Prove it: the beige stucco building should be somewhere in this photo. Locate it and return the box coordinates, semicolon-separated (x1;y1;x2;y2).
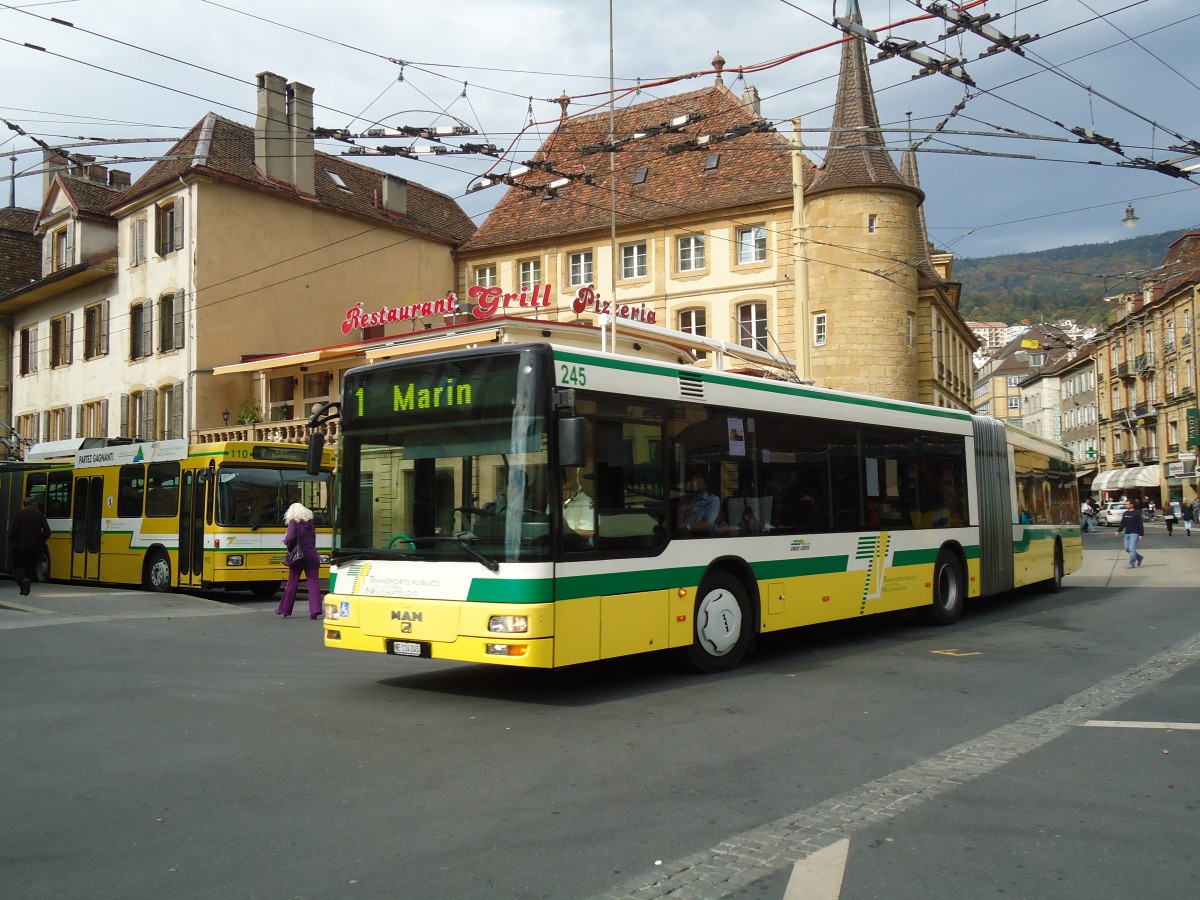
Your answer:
0;73;474;447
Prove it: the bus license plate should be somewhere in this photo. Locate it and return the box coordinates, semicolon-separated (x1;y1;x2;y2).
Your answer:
388;640;424;657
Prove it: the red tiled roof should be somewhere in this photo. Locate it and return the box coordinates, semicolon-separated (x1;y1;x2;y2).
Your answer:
1148;231;1200;301
0;207;41;296
58;174;128;218
117;114;475;246
463;84;808;252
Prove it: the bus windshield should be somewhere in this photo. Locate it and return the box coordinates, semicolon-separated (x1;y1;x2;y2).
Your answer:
217;466;332;528
336;349;550;564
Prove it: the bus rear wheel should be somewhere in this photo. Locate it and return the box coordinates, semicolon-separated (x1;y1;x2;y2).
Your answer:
1045;542;1064;593
250;581;280;599
143;550;172;593
34;549;50;583
922;549;964;626
685;571;751;673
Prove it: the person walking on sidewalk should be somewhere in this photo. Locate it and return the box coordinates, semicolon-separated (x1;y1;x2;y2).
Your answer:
1184;500;1195;536
275;502;323;619
9;496;50;596
1116;500;1145;568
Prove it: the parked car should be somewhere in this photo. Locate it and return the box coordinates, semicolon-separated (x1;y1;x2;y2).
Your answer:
1103;501;1126;526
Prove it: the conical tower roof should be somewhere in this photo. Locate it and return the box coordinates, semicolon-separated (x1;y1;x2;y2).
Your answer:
808;0;921;200
900;145;941;282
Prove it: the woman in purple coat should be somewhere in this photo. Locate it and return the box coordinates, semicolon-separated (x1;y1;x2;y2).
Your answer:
276;502;323;619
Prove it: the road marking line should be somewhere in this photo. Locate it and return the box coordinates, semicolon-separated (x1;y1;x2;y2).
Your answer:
783;838;848;900
594;630;1200;899
931;648;982;656
1084;720;1200;730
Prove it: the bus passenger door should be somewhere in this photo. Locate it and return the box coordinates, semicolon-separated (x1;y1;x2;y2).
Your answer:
71;476;103;581
177;470;206;589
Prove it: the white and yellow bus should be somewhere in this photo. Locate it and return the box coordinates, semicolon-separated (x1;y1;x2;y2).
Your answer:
308;343;1081;671
0;439;333;596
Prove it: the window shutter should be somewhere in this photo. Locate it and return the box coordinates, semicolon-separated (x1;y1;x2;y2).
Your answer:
144;388;158;440
100;399;109;437
64;312;74;365
173;290;185;349
42;243;52;276
100;301;109;355
77;404;85;439
32;412;41;444
64;222;74;267
119;394;129;438
63;408;71;440
30;324;38;373
171;383;184;439
173;197;184;250
135;217;146;265
142;303;153;358
41;412;50;443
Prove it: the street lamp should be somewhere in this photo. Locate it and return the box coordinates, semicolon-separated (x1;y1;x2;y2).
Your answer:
1122;202;1140;229
222;409;230;427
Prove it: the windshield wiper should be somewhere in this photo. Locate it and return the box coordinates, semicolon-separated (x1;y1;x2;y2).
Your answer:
250;504;282;531
416;535;501;572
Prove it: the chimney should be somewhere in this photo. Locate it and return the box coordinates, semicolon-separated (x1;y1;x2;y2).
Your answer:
742;84;761;116
381;174;408;216
255;71;290;185
288;80;315;197
83;163;109;184
108;169;132;189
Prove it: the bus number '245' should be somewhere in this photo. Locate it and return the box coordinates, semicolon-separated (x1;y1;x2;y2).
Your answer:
560;364;587;387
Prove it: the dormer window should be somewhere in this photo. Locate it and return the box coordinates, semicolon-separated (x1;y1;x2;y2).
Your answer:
51;223;73;272
155;198;184;257
327;170;351;192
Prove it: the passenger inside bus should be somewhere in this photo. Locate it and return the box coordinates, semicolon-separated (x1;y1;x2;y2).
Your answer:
676;468;720;536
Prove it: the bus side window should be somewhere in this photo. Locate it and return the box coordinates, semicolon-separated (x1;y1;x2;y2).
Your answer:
46;471;72;518
146;462;181;518
118;464;145;518
24;472;48;512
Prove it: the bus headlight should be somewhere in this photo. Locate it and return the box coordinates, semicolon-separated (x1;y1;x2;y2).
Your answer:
226;555;245;567
488;615;528;633
319;554;331;565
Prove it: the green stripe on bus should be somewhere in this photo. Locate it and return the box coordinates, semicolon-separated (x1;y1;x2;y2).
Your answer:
553;349;973;422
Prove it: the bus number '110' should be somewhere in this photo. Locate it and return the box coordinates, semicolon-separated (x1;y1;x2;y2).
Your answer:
560;364;587;387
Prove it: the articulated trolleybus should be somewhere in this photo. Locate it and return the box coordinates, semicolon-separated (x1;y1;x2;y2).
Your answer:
307;343;1080;672
0;439;334;595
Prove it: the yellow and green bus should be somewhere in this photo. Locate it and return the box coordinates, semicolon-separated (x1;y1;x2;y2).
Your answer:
0;439;333;597
308;343;1080;671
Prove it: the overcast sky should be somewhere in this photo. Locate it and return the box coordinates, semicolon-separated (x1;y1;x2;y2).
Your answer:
2;0;1197;261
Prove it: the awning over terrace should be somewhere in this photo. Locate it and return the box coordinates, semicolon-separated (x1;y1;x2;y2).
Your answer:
1090;465;1161;493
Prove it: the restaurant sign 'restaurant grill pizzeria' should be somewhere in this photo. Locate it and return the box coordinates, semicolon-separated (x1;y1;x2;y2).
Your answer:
340;283;656;335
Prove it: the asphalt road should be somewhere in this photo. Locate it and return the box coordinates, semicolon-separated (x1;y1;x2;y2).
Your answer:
2;525;1197;899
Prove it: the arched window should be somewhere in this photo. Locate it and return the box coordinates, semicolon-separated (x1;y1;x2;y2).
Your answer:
737;302;767;351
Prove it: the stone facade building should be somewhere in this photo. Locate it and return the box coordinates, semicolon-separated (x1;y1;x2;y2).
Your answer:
456;4;977;409
1093;232;1200;503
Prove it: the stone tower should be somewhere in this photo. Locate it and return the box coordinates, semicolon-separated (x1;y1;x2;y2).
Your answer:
805;0;925;399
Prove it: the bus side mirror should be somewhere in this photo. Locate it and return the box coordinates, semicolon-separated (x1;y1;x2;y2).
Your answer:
307;432;326;477
559;417;585;468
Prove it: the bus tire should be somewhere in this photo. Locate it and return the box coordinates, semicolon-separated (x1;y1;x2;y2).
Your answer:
143;549;172;593
250;581;280;599
685;571;751;673
1045;542;1064;594
34;549;50;583
922;548;964;626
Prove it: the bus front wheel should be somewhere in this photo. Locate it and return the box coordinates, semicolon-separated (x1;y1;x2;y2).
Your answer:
143;550;172;593
922;549;964;625
685;571;751;673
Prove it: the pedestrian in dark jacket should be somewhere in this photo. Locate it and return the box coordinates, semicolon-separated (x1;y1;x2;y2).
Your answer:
10;496;51;596
275;502;323;619
1116;500;1145;568
1183;500;1194;536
